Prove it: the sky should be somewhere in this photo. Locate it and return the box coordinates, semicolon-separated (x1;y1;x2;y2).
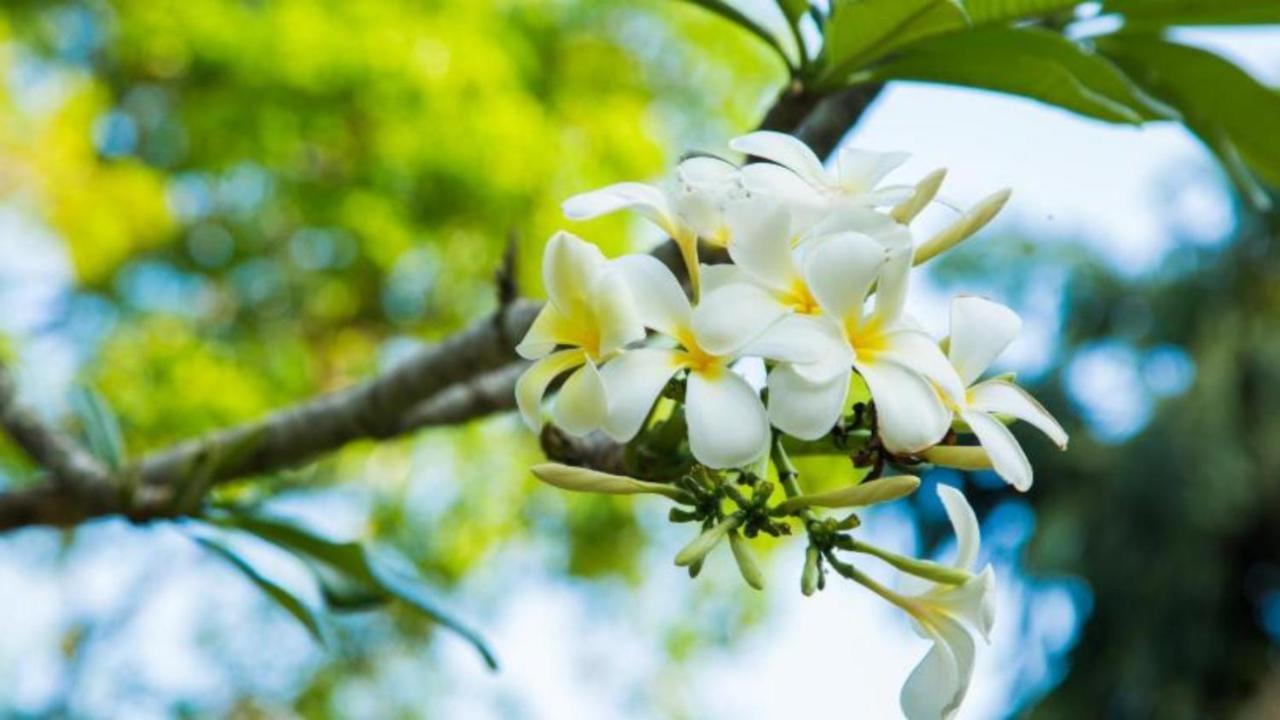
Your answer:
0;20;1278;720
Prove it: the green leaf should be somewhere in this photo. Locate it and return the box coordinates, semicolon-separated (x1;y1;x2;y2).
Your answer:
194;536;329;646
1097;34;1280;206
214;512;499;669
69;386;125;471
1105;0;1280;26
681;0;795;70
867;27;1170;123
821;0;970;83
777;0;811;24
965;0;1082;25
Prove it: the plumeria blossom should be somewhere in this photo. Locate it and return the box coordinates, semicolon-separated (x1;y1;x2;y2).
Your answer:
598;255;826;469
731;130;914;230
532;135;1056;720
893;485;996;720
943;296;1069;490
514;232;644;435
758;230;965;451
561;155;743;294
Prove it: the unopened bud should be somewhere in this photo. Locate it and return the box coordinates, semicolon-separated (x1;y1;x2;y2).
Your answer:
920;446;993;471
729;530;765;591
674;515;741;567
801;545;820;596
914;188;1011;266
531;463;693;503
848;538;971;586
891;168;947;224
773;475;920;514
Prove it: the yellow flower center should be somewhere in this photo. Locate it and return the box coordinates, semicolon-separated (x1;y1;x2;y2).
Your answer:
674;329;724;379
844;315;889;361
778;279;821;315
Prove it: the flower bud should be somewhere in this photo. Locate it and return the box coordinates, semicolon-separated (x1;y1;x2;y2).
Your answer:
773;475;920;514
920;446;993;471
914;188;1011;266
891;168;947;224
801;545;820;597
674;515;741;567
531;463;693;503
848;538;972;586
728;530;765;591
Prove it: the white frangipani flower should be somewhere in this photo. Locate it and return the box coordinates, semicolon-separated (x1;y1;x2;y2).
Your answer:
896;484;996;720
599;255;823;469
762;232;965;451
514;232;644;436
560;155;742;295
944;296;1069;490
730;131;913;229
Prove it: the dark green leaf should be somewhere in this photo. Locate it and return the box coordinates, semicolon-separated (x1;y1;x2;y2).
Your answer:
69;386;125;471
821;0;969;82
1097;34;1280;206
681;0;795;70
194;536;329;646
776;0;810;24
214;512;499;669
965;0;1080;24
867;27;1171;123
1105;0;1280;26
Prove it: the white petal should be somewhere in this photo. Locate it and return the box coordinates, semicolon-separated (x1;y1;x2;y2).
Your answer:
929;566;997;641
600;348;682;441
731;131;830;189
936;483;981;572
672;184;725;240
515;302;576;360
767;364;850;441
741;314;851;382
900;618;962;720
700;263;749;295
561;182;678;236
515;349;585;431
873;244;913;323
724;198;796;289
686;370;770;469
968;379;1068;449
901;614;976;720
551;360;608;436
802;232;887;320
691;283;789;356
678;154;740;188
836;147;910;192
542;231;605;313
963;409;1033;491
589;268;645;355
948;296;1022;386
611;254;692;337
879;329;966;407
802;204;899;241
857;359;950;454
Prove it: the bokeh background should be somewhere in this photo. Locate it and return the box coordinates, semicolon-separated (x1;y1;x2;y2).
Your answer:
1;1;1278;718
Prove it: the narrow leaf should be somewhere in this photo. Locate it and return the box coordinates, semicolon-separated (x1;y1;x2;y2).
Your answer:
213;513;499;669
194;537;328;645
681;0;795;70
867;27;1170;124
1105;0;1280;26
965;0;1080;24
69;386;125;471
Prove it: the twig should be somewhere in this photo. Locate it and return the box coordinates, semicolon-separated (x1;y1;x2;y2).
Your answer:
0;362;108;488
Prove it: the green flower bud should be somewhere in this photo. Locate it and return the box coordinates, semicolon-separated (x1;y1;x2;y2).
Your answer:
847;538;971;586
531;463;693;503
914;188;1011;266
920;446;993;471
801;545;820;597
773;475;920;514
891;168;947;224
674;515;741;567
729;530;765;591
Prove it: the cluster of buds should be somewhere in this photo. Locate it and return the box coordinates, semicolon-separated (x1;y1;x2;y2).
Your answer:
517;131;1068;719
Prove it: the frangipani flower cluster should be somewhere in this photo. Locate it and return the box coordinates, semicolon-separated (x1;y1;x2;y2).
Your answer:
518;131;1068;720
